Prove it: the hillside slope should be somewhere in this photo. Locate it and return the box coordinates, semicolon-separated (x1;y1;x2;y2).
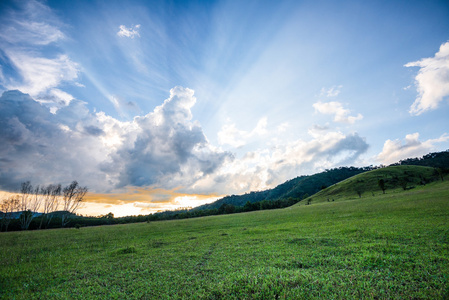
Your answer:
305;165;440;204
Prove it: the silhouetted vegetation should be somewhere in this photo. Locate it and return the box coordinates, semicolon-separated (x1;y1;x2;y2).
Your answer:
0;180;87;232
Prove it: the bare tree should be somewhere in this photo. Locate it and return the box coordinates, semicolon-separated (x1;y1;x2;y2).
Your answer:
1;195;20;232
61;181;88;227
38;184;61;229
18;182;42;230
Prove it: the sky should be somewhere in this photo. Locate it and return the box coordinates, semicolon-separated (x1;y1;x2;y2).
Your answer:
0;0;449;217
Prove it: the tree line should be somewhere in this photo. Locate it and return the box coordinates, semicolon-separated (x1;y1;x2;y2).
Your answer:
0;181;87;232
146;196;303;222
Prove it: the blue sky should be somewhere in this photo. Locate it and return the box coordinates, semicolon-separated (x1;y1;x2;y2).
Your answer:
1;0;449;216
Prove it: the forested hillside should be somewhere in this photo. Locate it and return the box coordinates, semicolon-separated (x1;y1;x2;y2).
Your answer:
193;166;372;211
395;150;449;168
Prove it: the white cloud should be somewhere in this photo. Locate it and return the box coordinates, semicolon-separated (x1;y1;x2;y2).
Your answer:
191;129;368;195
218;117;268;147
313;101;363;124
276;122;289;133
405;41;449;115
377;132;449;165
0;87;370;200
0;87;233;193
106;87;232;190
320;85;343;97
5;52;79;106
117;24;141;38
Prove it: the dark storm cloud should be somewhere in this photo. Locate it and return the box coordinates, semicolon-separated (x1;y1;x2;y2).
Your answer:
325;133;369;164
0;87;232;193
83;125;104;136
107;87;232;188
0;90;107;191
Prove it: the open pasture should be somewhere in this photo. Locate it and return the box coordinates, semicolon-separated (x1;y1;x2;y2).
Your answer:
1;180;448;299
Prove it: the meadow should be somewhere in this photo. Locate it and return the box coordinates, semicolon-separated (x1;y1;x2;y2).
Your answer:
1;171;448;299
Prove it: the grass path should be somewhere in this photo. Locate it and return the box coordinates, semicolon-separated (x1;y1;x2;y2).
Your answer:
1;180;448;299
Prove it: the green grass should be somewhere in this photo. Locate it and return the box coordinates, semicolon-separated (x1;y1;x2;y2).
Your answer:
1;177;449;299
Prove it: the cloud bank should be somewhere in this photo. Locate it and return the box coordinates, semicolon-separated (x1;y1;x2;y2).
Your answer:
0;87;370;199
0;87;231;193
406;41;449;115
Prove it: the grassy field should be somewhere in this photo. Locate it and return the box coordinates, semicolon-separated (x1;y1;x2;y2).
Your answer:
1;169;448;299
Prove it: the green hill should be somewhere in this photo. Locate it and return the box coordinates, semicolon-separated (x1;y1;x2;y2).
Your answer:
307;165;440;204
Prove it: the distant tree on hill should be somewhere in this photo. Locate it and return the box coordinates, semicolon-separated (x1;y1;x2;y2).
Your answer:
378;179;386;194
355;188;363;198
397;150;449;168
400;179;408;191
435;168;444;181
61;181;88;227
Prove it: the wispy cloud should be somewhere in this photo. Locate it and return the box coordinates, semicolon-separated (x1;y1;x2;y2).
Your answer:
0;0;80;110
313;101;363;124
405;41;449;115
320;85;343;97
0;0;65;46
0;20;65;45
117;24;141;38
377;132;449;165
6;52;79;98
